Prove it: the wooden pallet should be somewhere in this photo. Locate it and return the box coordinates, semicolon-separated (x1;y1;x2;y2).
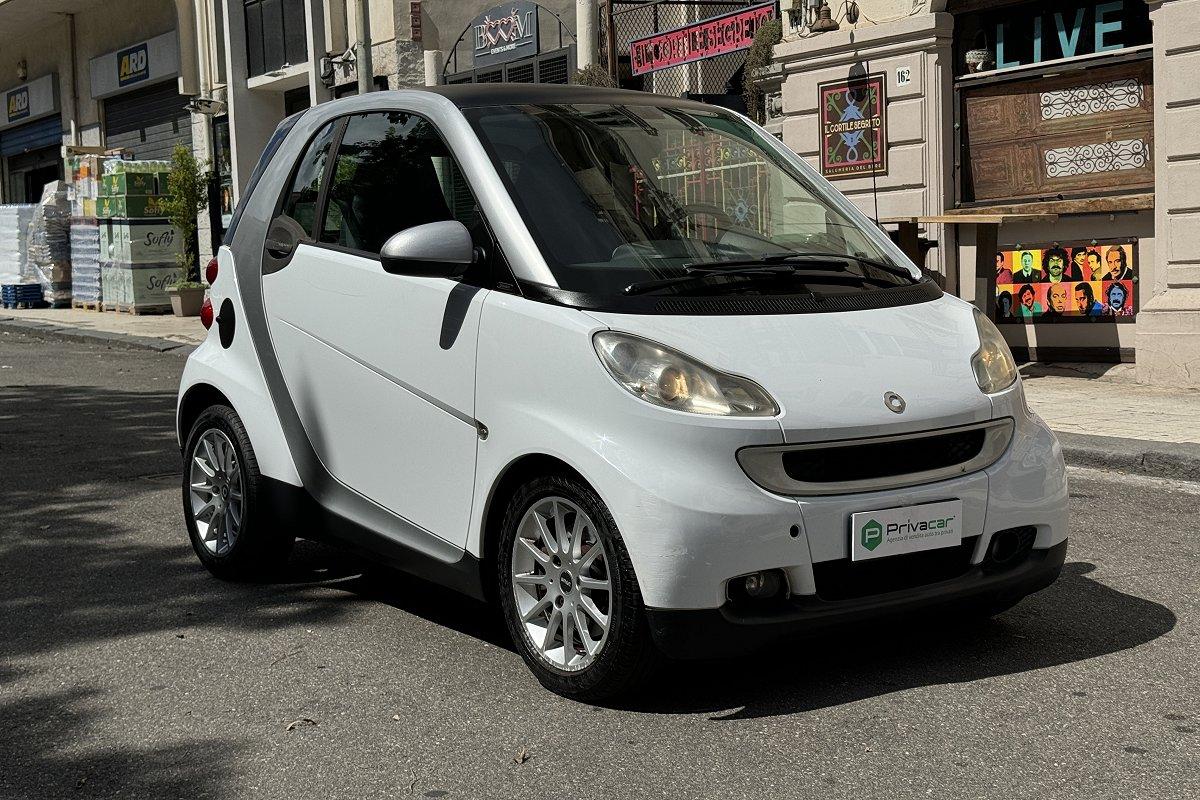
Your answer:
105;302;171;316
72;299;102;311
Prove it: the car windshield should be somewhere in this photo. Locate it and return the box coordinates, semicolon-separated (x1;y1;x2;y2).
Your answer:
464;103;915;299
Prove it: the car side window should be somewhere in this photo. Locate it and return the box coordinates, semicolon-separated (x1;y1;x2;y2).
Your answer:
319;111;485;256
280;121;337;237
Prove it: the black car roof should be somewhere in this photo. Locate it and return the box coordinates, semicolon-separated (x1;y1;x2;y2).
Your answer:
422;83;724;112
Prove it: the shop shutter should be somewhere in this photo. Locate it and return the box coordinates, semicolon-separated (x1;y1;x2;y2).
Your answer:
104;80;193;161
0;115;63;158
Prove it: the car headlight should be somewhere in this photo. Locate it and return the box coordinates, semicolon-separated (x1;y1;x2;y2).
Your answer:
971;309;1017;394
593;331;778;417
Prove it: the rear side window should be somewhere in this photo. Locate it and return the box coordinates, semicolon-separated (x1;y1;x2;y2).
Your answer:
319;111;482;255
223;112;300;245
280;121;337;236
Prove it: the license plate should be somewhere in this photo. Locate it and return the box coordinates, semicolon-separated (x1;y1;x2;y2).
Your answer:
850;500;963;562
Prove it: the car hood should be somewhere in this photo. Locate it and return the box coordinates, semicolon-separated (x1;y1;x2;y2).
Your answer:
584;296;994;443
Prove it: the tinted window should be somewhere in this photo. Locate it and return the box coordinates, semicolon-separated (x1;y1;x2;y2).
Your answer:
223;112;299;245
320;111;483;255
280;120;336;236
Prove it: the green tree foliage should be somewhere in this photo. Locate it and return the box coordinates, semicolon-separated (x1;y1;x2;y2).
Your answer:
744;19;783;124
162;144;209;282
574;63;617;88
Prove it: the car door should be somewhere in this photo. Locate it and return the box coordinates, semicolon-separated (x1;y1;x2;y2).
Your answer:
260;109;491;548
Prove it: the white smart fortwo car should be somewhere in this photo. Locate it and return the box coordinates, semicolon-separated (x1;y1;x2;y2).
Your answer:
177;85;1068;699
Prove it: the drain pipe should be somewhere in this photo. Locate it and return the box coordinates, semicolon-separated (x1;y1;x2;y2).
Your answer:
66;13;80;145
354;0;373;94
194;0;212;103
173;0;200;96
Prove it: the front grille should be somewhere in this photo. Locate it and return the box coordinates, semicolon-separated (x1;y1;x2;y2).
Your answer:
813;537;979;602
783;427;987;484
737;419;1014;496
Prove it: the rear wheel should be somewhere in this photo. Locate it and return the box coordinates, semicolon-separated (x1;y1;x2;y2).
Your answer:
498;475;658;700
182;405;293;580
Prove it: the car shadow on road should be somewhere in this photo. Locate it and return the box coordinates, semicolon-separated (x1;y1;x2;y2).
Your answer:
607;560;1177;719
0;382;367;798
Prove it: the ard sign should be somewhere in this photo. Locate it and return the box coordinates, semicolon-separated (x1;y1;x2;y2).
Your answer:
118;43;150;87
472;2;539;68
6;86;29;123
630;2;776;77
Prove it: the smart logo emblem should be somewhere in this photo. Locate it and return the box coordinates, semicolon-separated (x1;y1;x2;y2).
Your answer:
118;43;150;87
861;519;883;551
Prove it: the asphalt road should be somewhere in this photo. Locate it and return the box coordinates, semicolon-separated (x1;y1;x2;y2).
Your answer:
1;331;1196;800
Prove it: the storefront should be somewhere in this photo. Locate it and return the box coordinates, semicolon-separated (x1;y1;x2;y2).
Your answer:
442;2;577;84
0;74;63;204
91;32;191;161
771;0;1168;364
952;0;1153;361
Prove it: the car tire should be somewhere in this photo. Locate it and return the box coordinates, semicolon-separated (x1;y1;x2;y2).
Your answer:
497;474;659;701
182;405;293;580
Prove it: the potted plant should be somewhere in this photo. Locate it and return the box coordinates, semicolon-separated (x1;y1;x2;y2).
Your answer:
166;279;207;316
162;144;210;317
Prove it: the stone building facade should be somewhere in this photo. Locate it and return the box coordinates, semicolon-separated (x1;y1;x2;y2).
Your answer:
768;0;1200;388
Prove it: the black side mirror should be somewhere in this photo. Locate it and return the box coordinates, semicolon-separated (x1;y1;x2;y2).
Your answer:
380;221;475;277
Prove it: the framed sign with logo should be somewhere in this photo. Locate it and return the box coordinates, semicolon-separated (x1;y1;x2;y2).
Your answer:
88;32;180;100
0;75;59;131
818;73;888;180
6;86;29;123
994;237;1137;324
118;42;150;88
472;2;539;68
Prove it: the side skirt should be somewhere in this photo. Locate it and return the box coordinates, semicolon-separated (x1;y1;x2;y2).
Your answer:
260;477;487;601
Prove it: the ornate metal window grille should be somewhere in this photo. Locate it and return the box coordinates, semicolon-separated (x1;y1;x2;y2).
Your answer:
1044;138;1149;178
1040;78;1143;121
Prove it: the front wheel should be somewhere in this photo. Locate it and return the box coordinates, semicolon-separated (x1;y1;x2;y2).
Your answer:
497;475;659;700
182;404;293;580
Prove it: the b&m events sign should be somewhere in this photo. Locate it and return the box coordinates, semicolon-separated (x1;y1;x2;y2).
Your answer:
630;2;776;77
473;2;539;68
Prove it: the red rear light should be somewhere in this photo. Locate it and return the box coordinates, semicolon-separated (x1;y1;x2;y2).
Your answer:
200;297;214;329
205;257;219;285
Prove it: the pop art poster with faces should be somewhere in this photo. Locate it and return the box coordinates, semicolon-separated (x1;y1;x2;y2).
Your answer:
994;240;1136;323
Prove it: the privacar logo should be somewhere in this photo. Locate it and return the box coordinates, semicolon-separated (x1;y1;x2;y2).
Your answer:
861;518;883;551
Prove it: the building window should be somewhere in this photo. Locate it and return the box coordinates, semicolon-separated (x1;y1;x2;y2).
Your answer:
244;0;308;78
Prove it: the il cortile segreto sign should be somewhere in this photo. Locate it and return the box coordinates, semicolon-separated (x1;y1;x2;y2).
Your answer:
630;2;776;77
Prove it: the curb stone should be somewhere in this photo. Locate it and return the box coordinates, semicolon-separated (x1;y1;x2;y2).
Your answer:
0;318;196;356
1057;431;1200;483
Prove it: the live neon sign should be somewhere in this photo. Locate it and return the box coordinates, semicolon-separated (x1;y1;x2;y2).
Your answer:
630;2;776;77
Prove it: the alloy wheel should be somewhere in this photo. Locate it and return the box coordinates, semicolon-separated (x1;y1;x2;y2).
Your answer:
510;497;612;671
188;429;244;556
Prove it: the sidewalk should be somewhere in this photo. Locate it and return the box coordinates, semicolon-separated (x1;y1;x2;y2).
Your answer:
2;307;1199;479
0;306;205;350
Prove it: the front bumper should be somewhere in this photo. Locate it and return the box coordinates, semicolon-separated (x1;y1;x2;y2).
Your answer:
646;539;1068;659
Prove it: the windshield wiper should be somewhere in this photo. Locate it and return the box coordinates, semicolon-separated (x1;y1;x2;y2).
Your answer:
623;265;807;296
789;251;920;283
622;251;916;296
622;259;904;296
